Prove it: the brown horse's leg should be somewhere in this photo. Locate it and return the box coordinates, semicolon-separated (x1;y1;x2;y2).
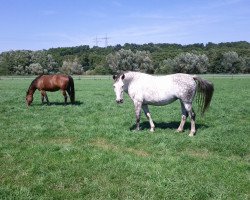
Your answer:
41;92;45;104
45;95;49;104
41;90;49;105
62;90;67;104
41;90;49;104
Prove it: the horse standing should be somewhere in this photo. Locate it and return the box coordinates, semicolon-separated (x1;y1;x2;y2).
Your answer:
113;71;214;136
26;74;75;106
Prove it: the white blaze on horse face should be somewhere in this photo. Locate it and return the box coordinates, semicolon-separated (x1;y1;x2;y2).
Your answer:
113;78;124;104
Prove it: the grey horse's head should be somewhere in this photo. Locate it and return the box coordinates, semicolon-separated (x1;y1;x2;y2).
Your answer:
113;73;125;104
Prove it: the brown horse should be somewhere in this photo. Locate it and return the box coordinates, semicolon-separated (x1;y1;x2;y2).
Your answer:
26;74;75;106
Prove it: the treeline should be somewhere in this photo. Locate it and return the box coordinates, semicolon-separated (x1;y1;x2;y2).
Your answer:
0;41;250;75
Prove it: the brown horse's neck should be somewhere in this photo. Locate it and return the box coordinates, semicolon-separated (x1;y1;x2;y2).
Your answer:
27;85;36;97
28;85;36;95
27;80;38;96
27;75;43;96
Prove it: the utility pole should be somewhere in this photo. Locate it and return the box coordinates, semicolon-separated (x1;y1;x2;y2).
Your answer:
93;36;101;46
93;34;110;47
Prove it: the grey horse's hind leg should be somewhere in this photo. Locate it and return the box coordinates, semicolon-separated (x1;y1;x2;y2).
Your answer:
177;101;188;133
142;104;155;132
183;102;196;136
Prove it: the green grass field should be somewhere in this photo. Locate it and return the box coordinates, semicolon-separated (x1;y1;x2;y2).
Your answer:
0;75;249;199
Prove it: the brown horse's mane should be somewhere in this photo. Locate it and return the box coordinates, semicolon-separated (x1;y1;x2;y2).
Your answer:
27;74;43;94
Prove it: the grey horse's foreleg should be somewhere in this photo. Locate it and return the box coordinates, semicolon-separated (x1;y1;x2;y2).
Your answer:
142;104;155;132
134;101;142;131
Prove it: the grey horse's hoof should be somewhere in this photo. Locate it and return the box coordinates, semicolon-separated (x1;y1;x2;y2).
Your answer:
150;128;155;132
188;131;196;137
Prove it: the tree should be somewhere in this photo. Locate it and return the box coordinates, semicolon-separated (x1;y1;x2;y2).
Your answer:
134;50;154;73
155;58;175;74
173;53;209;74
242;57;250;73
221;51;245;74
0;52;10;75
46;54;59;74
93;65;111;75
9;50;31;74
13;65;25;75
26;63;43;75
59;58;83;75
106;49;153;73
1;41;250;75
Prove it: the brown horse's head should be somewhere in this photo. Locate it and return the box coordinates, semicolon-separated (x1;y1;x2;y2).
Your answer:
26;92;33;106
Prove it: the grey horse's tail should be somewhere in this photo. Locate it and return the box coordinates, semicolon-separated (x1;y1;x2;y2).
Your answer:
193;76;214;115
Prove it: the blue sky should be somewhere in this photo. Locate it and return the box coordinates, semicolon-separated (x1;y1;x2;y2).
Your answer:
0;0;249;52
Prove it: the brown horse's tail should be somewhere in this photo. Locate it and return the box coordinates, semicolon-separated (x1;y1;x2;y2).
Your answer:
67;75;75;103
193;76;214;116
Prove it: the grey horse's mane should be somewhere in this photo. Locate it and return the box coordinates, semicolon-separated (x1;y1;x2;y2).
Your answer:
113;71;127;81
113;71;141;82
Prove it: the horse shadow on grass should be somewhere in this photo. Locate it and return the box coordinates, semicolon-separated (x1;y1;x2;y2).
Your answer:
129;121;208;131
42;101;83;106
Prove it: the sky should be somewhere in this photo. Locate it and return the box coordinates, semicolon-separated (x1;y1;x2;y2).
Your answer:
0;0;249;52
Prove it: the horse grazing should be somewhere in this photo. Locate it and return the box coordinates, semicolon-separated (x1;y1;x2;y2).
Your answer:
26;74;75;106
113;71;214;136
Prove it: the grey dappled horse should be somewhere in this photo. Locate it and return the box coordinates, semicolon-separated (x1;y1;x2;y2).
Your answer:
113;71;214;136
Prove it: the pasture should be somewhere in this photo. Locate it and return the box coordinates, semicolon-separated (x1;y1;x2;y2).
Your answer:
0;75;249;199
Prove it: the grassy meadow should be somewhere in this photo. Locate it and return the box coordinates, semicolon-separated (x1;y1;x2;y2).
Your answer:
0;75;249;199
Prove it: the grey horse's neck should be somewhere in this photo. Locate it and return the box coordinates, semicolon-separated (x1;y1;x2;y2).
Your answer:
124;71;142;81
123;71;140;91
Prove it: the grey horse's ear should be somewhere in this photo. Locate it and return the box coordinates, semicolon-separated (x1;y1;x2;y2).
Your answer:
121;74;125;80
113;75;117;80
